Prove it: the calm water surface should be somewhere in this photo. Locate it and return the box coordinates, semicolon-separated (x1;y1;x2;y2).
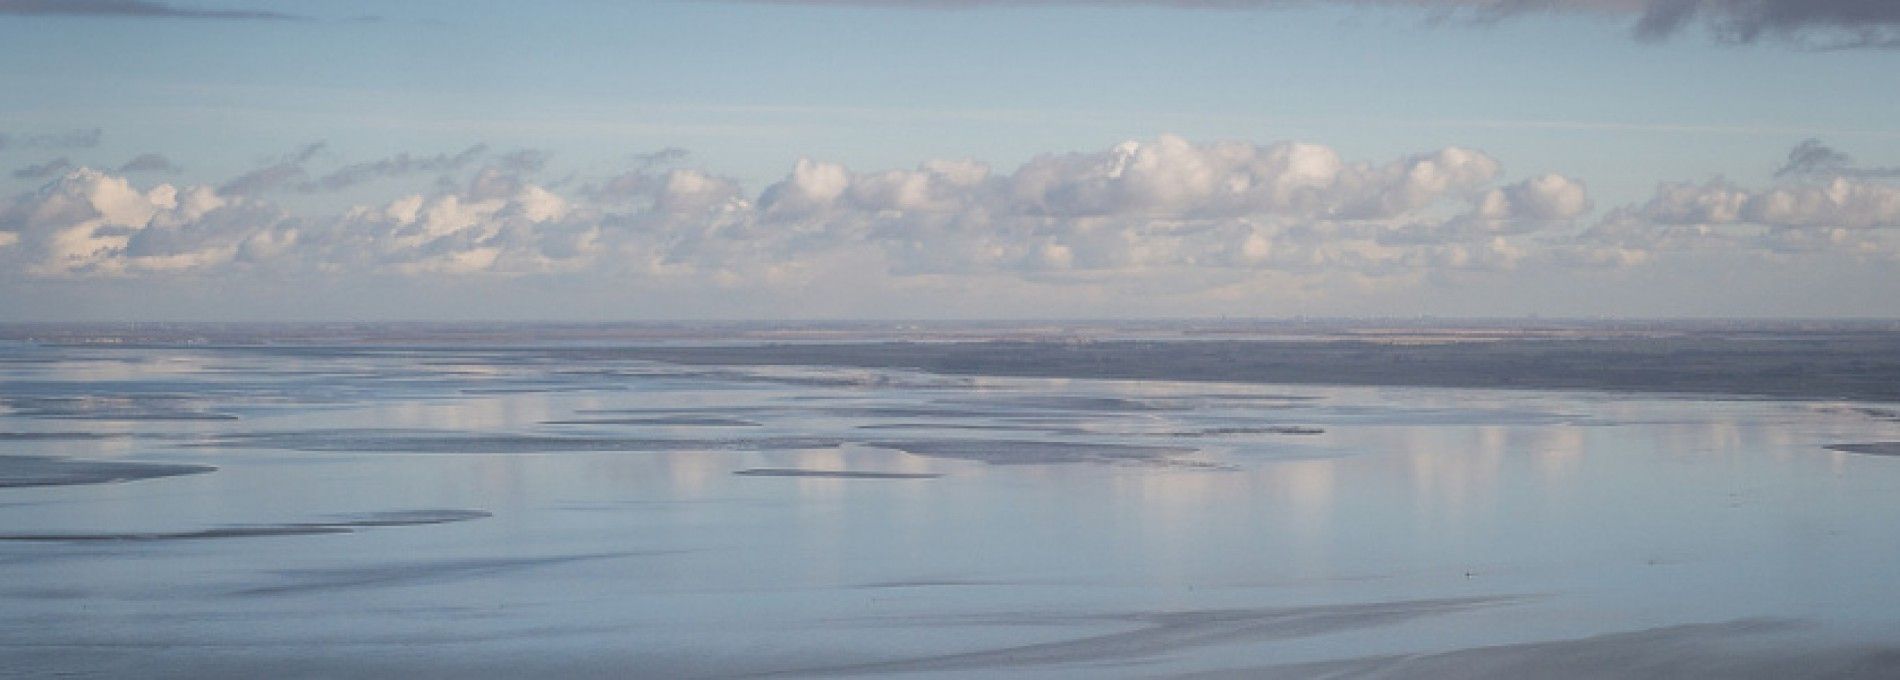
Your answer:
3;342;1899;678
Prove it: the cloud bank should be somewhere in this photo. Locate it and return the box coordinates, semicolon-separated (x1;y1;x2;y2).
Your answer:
1776;139;1900;179
12;157;74;180
0;128;103;152
1575;173;1900;261
0;136;1892;302
732;0;1900;48
117;153;181;174
215;143;501;195
9;1;1892;48
0;0;301;20
8;1;1894;48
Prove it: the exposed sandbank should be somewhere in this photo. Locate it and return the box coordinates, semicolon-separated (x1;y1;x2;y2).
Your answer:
0;509;491;542
0;455;215;489
1181;619;1900;680
866;439;1201;466
733;468;942;479
1826;442;1900;457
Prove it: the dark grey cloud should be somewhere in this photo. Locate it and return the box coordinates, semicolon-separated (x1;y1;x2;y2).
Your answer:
0;128;102;152
496;149;551;175
1774;139;1900;179
730;0;1900;48
218;141;325;196
633;147;689;170
587;148;692;201
299;144;488;192
1628;0;1900;47
118;152;182;174
221;143;524;195
0;0;302;20
12;157;74;180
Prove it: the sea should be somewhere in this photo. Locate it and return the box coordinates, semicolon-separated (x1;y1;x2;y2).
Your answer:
2;323;1898;678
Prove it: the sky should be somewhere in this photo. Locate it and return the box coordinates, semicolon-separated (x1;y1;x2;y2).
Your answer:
1;0;1898;320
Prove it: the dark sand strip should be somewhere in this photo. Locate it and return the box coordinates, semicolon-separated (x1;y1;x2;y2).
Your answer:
543;416;762;427
0;526;351;542
734;468;941;479
1175;426;1326;437
755;596;1512;676
1826;442;1900;457
572;406;776;415
850;578;1015;589
308;509;492;526
24;412;239;421
238;552;649;596
867;439;1198;466
1178;619;1900;680
0;509;491;542
3;398;238;421
0;432;133;441
855;422;1094;436
196;429;845;454
934;395;1188;413
0;455;215;489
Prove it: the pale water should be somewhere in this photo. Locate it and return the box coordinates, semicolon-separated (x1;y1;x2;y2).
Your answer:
3;339;1899;678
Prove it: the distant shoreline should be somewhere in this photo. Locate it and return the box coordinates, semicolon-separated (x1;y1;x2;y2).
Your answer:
6;323;1898;403
603;335;1900;403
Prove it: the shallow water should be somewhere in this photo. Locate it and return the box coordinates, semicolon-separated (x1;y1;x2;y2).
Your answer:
2;340;1900;678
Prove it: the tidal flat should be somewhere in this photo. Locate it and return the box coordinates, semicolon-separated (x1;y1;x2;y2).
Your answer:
2;322;1899;678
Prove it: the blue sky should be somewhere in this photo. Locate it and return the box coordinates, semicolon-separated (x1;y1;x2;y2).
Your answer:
2;0;1898;319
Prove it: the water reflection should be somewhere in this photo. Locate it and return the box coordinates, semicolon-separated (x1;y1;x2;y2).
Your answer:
2;344;1900;677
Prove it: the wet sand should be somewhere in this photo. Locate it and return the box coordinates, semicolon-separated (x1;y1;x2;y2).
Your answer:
1827;442;1900;457
1184;620;1900;680
733;468;942;479
543;416;764;427
193;430;849;454
865;439;1202;465
0;509;490;542
756;597;1516;676
237;552;646;597
0;455;215;488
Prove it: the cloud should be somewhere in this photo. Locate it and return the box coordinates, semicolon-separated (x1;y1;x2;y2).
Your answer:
1635;178;1751;224
117;153;182;174
496;149;552;175
729;0;1900;48
12;157;75;180
218;141;325;196
589;148;708;203
11;135;1900;298
504;135;1555;280
1475;173;1592;223
1629;176;1900;231
1775;139;1900;179
4;136;1574;285
632;147;689;170
0;128;102;152
1748;179;1900;230
1622;0;1900;47
218;144;534;196
0;168;295;276
0;0;302;20
317;173;591;276
1566;154;1900;264
299;144;488;192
